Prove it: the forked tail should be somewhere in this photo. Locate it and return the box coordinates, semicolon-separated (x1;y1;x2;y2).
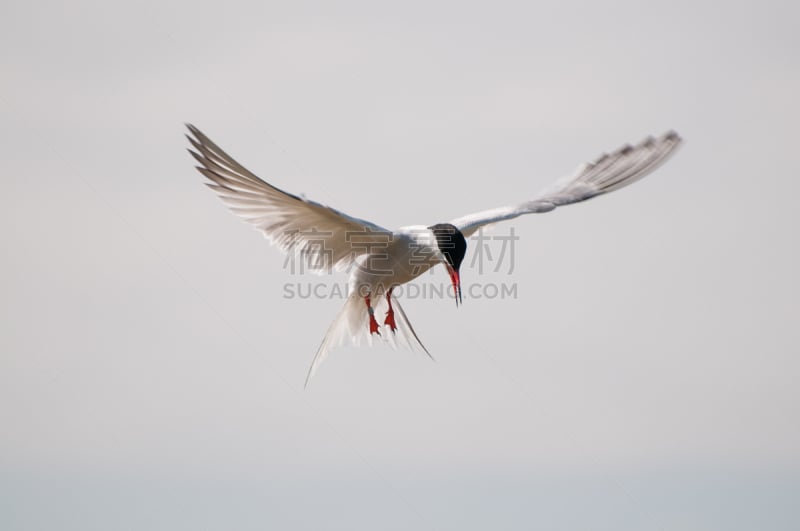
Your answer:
304;292;432;387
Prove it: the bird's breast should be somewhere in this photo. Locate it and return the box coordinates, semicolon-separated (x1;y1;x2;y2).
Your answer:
348;228;442;292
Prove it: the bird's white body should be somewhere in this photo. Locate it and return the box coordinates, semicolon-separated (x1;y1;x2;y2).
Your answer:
186;125;682;384
347;226;441;297
308;226;445;384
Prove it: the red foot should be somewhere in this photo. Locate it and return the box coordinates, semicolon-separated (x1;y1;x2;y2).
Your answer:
384;288;397;333
369;314;381;335
365;294;380;335
384;309;397;333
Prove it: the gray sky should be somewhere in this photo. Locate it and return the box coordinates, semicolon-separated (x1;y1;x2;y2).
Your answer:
2;0;799;529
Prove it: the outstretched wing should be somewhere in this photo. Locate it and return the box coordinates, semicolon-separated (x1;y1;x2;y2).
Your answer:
450;131;682;237
187;124;391;272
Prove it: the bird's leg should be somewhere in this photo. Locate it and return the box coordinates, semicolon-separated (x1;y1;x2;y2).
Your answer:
384;288;397;333
365;294;380;335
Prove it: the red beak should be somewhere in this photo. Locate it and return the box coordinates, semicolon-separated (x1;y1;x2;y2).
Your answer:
447;265;462;307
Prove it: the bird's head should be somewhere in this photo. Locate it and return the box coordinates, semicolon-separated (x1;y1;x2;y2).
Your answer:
429;223;467;306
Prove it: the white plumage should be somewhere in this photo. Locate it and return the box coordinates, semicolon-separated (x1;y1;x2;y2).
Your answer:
186;125;682;385
450;131;682;237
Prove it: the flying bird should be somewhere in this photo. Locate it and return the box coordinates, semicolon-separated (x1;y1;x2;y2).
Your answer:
186;125;682;384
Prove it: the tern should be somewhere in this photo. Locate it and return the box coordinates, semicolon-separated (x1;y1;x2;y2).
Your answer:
186;125;682;384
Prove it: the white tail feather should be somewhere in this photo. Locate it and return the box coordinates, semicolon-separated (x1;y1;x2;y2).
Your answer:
304;293;432;387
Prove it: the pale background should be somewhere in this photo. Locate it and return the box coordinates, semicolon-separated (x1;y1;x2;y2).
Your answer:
2;1;798;529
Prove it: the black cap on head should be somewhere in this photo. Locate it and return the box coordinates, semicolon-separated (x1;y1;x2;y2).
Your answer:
429;223;467;270
429;223;467;305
